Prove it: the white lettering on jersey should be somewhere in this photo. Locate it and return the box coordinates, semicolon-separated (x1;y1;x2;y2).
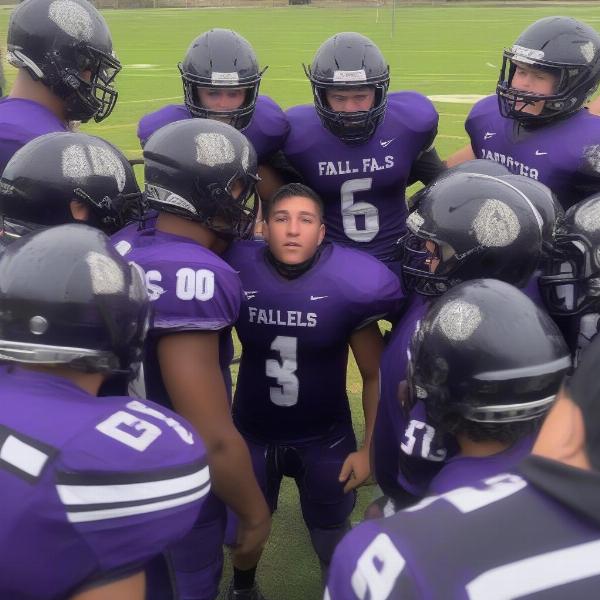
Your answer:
126;400;195;445
479;149;540;180
266;335;299;407
351;533;406;600
317;156;394;177
248;306;317;327
467;539;600;600
96;411;162;452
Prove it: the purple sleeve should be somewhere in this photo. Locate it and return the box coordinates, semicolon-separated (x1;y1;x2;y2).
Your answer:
58;397;210;579
244;95;290;161
465;95;496;151
149;259;242;332
326;521;420;600
137;104;192;148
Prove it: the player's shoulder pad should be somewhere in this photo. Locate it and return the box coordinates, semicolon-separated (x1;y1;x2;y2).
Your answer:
386;91;439;134
224;239;265;270
328;244;404;300
55;395;209;524
252;95;290;136
466;94;497;123
137;104;190;146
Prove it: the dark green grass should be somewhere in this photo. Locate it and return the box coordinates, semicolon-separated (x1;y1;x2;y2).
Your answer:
0;4;598;598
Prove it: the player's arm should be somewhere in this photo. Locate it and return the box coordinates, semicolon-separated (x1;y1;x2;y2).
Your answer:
70;572;145;600
339;322;385;493
407;146;446;186
445;144;476;167
158;331;271;569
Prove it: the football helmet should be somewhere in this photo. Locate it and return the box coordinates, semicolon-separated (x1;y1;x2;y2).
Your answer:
0;132;142;240
143;119;259;239
304;32;389;144
7;0;121;123
539;193;600;315
408;159;510;212
401;173;542;295
499;174;563;256
0;224;149;375
497;16;600;125
179;29;265;131
408;278;570;425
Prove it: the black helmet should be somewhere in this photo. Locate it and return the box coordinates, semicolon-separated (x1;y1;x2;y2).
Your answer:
143;119;259;239
408;159;511;212
304;32;389;144
408;279;571;426
539;193;600;315
0;132;142;240
499;174;564;256
497;16;600;126
401;173;542;295
7;0;121;123
0;224;149;376
178;29;265;131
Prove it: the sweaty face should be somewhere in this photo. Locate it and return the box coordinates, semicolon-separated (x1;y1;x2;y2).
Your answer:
196;87;248;115
263;195;325;265
510;62;558;115
325;87;376;113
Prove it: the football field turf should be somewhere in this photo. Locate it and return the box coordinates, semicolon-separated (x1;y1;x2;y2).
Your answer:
1;3;598;598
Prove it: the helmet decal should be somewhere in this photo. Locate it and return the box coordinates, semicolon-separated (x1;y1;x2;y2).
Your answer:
472;199;520;247
48;0;93;41
436;299;482;342
194;133;236;167
62;144;126;193
574;200;600;233
85;251;125;295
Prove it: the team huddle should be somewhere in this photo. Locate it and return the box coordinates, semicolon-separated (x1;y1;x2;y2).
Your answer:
1;0;600;598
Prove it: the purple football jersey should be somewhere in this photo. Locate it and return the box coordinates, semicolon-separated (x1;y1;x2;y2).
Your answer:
327;465;600;600
283;92;438;261
428;434;534;495
112;223;243;405
137;95;289;161
226;241;405;443
0;97;67;173
0;366;209;600
466;95;600;209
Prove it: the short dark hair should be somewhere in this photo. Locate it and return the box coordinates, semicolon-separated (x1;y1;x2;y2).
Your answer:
263;182;324;221
440;412;542;447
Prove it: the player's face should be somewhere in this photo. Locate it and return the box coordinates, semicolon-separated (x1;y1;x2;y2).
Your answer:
196;87;247;113
511;62;558;115
325;87;376;113
425;240;440;273
263;195;325;264
532;387;591;470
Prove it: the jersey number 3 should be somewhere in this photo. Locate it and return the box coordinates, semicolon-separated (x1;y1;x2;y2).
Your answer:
266;335;299;407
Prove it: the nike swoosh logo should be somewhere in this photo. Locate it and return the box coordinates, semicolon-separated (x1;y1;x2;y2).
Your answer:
484;132;496;140
535;150;548;156
380;138;396;148
310;295;328;301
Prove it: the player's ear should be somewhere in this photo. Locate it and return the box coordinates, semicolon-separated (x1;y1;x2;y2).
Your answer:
317;222;325;245
70;200;90;222
261;219;270;243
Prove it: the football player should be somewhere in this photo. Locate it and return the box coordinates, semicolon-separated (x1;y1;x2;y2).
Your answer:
225;183;404;579
447;16;600;210
0;224;211;600
137;28;289;203
112;119;270;600
0;0;121;172
540;192;600;364
326;281;600;600
0;131;142;248
282;32;443;270
372;173;546;509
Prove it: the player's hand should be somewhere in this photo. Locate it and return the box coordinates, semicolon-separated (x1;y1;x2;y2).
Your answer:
339;447;371;494
232;505;272;570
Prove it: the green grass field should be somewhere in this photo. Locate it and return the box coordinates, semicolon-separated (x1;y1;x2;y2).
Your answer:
1;3;599;598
